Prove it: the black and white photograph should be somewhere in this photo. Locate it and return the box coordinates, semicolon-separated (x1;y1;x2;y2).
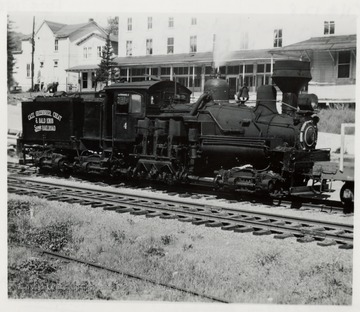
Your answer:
3;0;359;311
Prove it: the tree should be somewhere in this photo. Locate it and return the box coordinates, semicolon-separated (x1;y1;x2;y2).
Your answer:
106;16;118;36
95;34;117;89
7;16;17;90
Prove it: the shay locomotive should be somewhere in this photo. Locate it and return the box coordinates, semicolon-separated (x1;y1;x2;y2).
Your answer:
19;60;333;199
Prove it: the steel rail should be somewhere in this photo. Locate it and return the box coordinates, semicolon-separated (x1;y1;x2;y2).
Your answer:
8;177;353;248
10;244;230;303
7;161;346;214
7;176;352;229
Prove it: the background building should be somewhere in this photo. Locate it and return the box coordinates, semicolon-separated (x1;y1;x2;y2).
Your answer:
116;13;356;102
13;19;118;92
12;13;356;105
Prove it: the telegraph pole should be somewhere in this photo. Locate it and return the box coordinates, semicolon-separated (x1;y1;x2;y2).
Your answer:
31;16;35;91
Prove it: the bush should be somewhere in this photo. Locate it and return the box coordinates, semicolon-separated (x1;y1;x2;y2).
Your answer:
317;108;355;134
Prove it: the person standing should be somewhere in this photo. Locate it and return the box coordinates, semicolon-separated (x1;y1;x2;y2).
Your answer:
236;83;249;105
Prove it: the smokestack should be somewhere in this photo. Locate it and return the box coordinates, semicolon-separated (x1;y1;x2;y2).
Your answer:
272;60;312;116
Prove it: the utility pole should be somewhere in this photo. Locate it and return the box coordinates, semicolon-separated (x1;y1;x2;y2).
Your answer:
31;16;35;91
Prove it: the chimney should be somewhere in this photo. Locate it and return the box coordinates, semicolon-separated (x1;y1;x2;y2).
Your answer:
272;60;312;116
89;18;94;22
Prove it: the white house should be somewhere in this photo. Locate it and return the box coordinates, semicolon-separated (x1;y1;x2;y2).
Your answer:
13;19;118;92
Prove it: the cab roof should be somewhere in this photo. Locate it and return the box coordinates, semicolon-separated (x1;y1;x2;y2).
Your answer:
104;80;192;95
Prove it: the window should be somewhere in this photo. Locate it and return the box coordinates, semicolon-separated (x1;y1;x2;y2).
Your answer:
26;64;31;77
161;67;171;75
97;46;102;57
83;47;88;58
127;18;132;31
324;21;335;35
273;29;282;47
88;47;92;58
338;51;351;78
148;17;152;29
227;66;240;75
54;60;58;68
126;41;132;56
82;72;88;89
190;36;197;53
54;39;58;51
167;37;174;54
40;61;44;68
191;17;197;25
168;17;174;28
129;94;142;113
245;64;253;73
173;67;188;75
257;64;271;73
149;68;158;76
115;93;143;114
132;68;146;76
146;39;153;55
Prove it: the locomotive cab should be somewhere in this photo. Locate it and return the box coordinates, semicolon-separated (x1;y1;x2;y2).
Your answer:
102;81;191;149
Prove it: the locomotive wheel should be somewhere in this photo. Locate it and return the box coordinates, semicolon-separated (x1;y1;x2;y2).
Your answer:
340;182;354;214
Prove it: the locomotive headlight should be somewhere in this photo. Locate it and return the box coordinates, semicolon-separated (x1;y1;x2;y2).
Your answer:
299;121;317;149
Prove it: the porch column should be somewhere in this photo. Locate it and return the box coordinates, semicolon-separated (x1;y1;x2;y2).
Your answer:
78;72;82;92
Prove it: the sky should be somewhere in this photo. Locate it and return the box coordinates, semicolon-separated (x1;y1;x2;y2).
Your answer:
5;0;360;35
9;12;114;35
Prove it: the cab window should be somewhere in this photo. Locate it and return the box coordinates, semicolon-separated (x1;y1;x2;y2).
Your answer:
129;94;142;113
115;93;143;114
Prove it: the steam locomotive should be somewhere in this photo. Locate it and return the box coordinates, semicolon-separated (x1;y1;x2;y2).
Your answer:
19;60;331;198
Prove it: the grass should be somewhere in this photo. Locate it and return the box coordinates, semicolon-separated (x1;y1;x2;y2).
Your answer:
7;194;353;304
317;108;355;134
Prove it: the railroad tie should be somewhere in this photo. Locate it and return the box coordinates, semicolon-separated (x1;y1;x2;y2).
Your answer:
234;226;254;233
273;233;294;239
130;209;148;216
221;224;240;231
339;244;353;250
159;214;178;219
317;239;337;247
253;229;272;236
104;205;129;211
178;216;196;222
297;235;316;243
145;211;163;218
205;221;224;228
192;219;211;225
115;207;134;213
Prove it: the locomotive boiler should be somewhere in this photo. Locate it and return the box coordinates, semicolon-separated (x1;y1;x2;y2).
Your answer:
19;60;330;197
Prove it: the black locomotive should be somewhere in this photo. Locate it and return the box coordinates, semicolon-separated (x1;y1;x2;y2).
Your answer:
19;60;331;197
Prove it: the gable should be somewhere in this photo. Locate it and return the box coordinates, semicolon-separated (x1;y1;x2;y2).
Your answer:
76;33;107;46
68;22;107;42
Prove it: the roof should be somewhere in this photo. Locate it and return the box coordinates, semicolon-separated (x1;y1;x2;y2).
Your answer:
114;49;280;67
37;20;108;39
66;64;99;72
55;22;89;38
45;20;66;33
270;34;356;54
76;33;118;45
105;80;192;94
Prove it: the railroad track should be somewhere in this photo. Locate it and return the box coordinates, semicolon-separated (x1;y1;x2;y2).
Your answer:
8;175;353;249
7;161;347;214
